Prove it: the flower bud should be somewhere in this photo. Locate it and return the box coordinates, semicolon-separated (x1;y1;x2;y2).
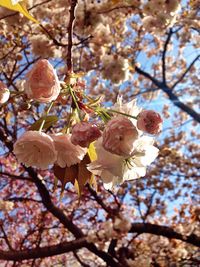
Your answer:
137;110;162;135
0;81;10;104
24;59;60;103
71;122;101;148
102;117;138;157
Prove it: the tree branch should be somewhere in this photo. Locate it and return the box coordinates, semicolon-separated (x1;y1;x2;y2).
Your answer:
0;171;33;183
25;167;83;239
87;185;118;215
135;66;200;123
26;168;122;266
0;127;123;267
0;222;199;262
162;29;173;85
130;223;200;247
0;225;13;251
66;0;78;73
0;237;87;261
172;55;200;89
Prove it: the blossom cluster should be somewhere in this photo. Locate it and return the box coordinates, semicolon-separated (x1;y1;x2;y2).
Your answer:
142;0;180;33
0;81;10;104
11;59;162;190
87;214;132;243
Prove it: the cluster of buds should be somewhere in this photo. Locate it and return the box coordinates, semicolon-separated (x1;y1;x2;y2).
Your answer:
8;59;163;190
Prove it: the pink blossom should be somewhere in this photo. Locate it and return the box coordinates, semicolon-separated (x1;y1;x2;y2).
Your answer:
137;110;163;135
13;131;57;169
0;81;10;104
24;59;60;103
71;122;101;147
51;133;87;168
102;117;138;157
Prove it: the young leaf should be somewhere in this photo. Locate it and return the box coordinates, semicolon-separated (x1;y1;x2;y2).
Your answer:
77;154;92;195
29;115;58;131
0;0;39;23
54;144;97;198
87;142;97;161
53;164;78;195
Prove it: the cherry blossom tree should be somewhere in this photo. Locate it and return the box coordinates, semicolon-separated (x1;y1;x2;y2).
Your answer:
0;0;199;266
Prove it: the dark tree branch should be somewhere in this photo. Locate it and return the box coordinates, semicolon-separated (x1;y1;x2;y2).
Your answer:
66;0;78;73
87;184;118;215
13;58;40;82
162;29;173;85
0;225;13;251
0;171;33;183
1;222;199;261
0;237;87;261
39;24;68;47
108;239;117;257
0;126;13;151
130;223;200;247
6;197;42;203
135;66;160;86
0;238;123;267
73;251;91;267
26;168;122;267
0;128;123;267
135;66;200;123
25;167;83;239
172;55;200;89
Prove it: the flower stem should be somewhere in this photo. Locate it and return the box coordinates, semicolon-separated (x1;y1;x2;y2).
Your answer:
38;101;54;132
108;109;137;120
68;85;81;120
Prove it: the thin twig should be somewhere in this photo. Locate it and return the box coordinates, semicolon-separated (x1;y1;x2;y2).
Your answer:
66;0;78;73
172;55;200;89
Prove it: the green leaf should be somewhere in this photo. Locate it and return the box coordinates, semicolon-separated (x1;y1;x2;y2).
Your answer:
29;115;58;131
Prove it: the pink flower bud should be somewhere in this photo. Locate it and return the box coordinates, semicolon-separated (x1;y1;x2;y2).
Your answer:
24;59;60;103
0;81;10;104
71;122;101;148
137;110;163;135
102;117;138;157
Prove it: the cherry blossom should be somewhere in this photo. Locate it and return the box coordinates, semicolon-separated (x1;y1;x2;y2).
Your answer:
52;133;87;168
13;131;57;170
88;136;159;190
